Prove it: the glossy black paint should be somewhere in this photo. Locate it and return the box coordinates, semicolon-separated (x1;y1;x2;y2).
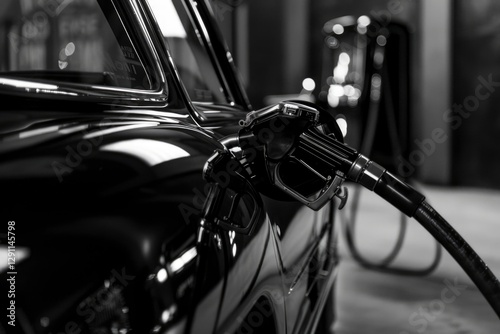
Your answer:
0;1;338;334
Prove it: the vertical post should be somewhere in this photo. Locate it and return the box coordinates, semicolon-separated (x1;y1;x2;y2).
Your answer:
235;2;249;88
283;0;309;93
416;0;452;184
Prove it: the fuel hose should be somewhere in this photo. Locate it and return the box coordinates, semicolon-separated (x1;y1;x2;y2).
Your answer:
350;159;500;318
414;200;500;318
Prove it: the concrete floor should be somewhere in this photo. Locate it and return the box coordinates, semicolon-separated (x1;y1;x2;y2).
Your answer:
333;184;500;334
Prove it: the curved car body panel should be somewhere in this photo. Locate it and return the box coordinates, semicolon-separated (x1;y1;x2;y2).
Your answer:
0;1;338;334
1;111;226;332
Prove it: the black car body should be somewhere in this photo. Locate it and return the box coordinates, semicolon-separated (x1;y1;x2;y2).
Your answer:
0;1;338;333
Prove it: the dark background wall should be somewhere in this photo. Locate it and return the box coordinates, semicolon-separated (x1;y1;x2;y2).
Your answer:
452;1;500;189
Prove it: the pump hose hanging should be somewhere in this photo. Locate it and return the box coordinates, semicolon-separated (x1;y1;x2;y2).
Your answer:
341;188;442;275
339;46;442;275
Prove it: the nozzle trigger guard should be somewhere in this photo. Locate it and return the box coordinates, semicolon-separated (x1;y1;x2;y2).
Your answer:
271;160;346;210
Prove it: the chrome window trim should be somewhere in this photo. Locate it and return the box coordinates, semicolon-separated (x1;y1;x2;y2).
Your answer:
185;0;236;105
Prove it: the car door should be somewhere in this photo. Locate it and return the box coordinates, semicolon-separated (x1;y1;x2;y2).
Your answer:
144;1;337;333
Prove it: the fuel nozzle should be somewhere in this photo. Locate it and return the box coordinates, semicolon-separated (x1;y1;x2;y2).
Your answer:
237;101;425;215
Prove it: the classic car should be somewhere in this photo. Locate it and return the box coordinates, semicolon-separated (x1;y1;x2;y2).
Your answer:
0;1;338;334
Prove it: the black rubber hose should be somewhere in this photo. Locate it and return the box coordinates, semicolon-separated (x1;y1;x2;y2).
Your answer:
414;201;500;319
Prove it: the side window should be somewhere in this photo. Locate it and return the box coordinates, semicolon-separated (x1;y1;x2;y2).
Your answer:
0;0;152;89
147;0;227;103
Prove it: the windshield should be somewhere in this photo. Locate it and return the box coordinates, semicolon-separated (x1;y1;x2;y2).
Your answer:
0;0;153;90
